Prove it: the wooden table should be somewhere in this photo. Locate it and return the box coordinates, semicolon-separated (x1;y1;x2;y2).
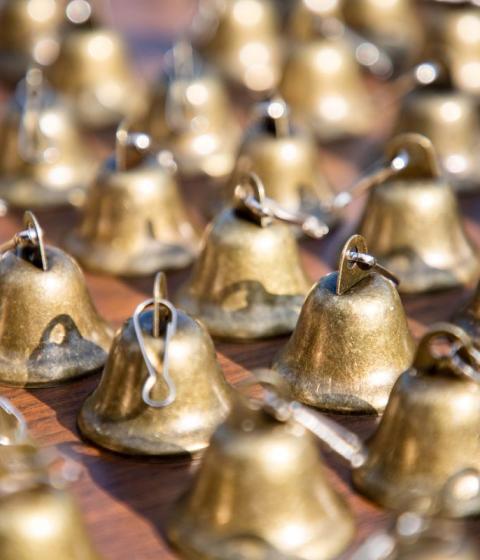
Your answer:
2;2;480;558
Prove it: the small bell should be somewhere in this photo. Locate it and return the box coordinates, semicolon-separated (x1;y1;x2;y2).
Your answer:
273;234;415;414
192;0;283;95
79;273;232;455
0;68;97;209
0;211;112;387
176;173;328;340
280;36;375;141
0;398;101;560
230;97;337;228
358;133;479;293
0;0;62;84
167;382;355;560
146;42;241;180
46;0;146;128
65;122;197;276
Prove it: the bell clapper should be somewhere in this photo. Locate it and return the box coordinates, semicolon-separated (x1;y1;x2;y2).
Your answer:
0;211;47;271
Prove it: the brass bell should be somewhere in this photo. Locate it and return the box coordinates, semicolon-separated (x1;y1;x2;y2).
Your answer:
79;273;232;455
146;42;241;180
65;122;198;276
230;97;337;228
193;0;283;95
0;397;101;560
167;384;355;559
273;234;415;414
0;68;97;209
280;36;375;141
176;173;328;340
358;133;479;294
0;0;63;84
0;211;112;387
46;0;146;128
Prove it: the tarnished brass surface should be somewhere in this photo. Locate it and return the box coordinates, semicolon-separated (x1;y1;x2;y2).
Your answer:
273;235;414;414
176;175;314;340
167;396;354;559
0;213;112;387
353;324;480;515
193;0;282;95
358;134;479;293
79;278;232;455
280;37;375;142
65;139;198;276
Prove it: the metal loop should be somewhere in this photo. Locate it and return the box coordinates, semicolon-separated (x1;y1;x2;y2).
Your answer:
133;298;178;409
347;251;399;286
0;397;28;446
0;211;47;271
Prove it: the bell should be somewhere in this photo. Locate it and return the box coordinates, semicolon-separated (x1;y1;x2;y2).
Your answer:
0;211;112;387
280;36;375;142
65;123;198;276
395;66;480;194
0;398;101;560
46;0;146;128
230;97;338;228
288;0;342;41
273;234;415;414
358;133;479;294
146;42;241;180
0;68;97;209
0;0;62;84
192;0;283;95
176;173;328;341
167;387;355;560
78;273;232;455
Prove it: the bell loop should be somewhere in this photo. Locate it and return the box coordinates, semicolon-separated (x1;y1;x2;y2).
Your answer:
264;97;291;138
346;251;400;287
115;120;153;172
133;297;178;409
0;211;48;271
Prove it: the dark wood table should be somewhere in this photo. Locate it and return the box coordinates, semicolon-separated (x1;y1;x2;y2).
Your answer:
2;2;480;558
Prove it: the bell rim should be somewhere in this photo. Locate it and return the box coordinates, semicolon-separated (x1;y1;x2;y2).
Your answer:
0;179;89;209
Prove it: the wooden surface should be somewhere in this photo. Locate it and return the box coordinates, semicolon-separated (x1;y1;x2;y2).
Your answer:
2;2;480;559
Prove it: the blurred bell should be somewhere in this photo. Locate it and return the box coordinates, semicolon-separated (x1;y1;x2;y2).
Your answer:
65;122;197;276
0;68;97;209
280;36;375;141
274;234;414;414
192;0;282;96
0;0;62;84
79;273;232;455
0;211;112;387
358;133;479;293
167;388;354;559
47;0;146;128
176;173;328;340
288;0;342;41
230;97;337;229
146;42;241;180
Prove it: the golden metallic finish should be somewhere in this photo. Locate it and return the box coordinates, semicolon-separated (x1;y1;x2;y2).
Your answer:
288;0;342;41
358;133;479;294
65;126;197;276
280;37;375;142
193;0;283;95
176;174;317;341
0;211;112;387
0;69;97;209
230;97;338;228
167;394;354;560
273;234;414;414
79;273;232;455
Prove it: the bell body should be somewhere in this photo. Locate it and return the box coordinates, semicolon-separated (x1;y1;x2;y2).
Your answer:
176;208;312;340
0;102;97;209
280;38;375;142
47;27;146;128
0;484;101;560
196;0;282;95
167;402;354;559
0;246;112;387
65;157;197;276
274;271;415;414
358;178;479;293
79;309;232;455
396;91;480;193
148;75;241;179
